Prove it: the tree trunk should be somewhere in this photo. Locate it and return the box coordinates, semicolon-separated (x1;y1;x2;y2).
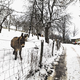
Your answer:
16;25;18;31
29;28;30;37
16;27;17;31
63;33;65;43
36;29;39;39
8;25;10;31
32;26;33;37
62;20;65;43
62;25;65;43
0;25;2;33
0;29;2;33
39;40;44;68
45;27;49;43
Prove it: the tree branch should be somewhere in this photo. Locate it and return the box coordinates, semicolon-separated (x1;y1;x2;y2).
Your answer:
35;0;42;12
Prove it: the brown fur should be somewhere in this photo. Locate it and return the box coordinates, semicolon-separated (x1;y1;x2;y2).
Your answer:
24;34;29;41
11;33;25;60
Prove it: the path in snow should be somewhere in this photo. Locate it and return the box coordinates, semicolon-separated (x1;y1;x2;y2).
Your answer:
63;44;80;80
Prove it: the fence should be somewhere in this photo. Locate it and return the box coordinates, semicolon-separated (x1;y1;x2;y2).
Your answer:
0;47;40;79
0;39;61;80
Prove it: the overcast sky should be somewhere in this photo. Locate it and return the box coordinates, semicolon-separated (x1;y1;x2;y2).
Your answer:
10;0;29;12
66;0;80;37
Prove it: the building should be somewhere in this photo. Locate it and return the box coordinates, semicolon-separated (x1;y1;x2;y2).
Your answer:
71;35;80;45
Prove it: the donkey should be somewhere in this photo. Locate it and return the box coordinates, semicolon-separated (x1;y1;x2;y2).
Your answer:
11;33;25;60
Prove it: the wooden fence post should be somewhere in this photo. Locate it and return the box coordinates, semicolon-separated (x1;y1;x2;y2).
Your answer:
52;40;54;56
39;40;44;68
56;39;58;50
57;39;61;50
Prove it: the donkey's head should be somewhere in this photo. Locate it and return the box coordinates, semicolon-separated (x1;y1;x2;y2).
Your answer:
18;33;25;47
24;33;29;41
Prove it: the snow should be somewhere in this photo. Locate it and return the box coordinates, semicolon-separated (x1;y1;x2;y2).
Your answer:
0;28;58;80
0;28;80;80
62;44;80;80
70;34;80;39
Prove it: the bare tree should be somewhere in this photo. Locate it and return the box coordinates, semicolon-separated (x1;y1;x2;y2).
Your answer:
55;14;72;43
73;24;78;37
0;0;13;33
24;0;77;42
26;0;44;39
36;0;77;43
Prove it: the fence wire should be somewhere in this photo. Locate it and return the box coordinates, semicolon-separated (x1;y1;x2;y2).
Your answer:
0;39;61;80
0;47;41;80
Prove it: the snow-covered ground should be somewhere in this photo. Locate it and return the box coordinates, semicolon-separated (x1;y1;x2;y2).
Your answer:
0;28;80;80
63;44;80;80
0;28;62;80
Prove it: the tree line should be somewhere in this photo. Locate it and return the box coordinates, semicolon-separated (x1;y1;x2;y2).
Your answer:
0;0;78;43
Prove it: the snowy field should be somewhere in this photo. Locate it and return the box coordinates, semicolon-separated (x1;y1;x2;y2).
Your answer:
0;28;80;80
0;28;63;80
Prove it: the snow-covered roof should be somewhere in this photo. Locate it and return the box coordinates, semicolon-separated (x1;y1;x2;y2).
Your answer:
70;34;80;39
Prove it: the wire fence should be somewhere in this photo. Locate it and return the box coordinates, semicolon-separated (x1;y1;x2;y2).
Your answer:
0;47;41;80
0;41;41;80
0;39;61;80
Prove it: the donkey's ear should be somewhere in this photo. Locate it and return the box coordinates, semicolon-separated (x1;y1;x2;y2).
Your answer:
21;33;23;37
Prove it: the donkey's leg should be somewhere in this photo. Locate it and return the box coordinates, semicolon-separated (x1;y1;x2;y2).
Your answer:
13;50;15;55
15;51;17;60
19;49;22;60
